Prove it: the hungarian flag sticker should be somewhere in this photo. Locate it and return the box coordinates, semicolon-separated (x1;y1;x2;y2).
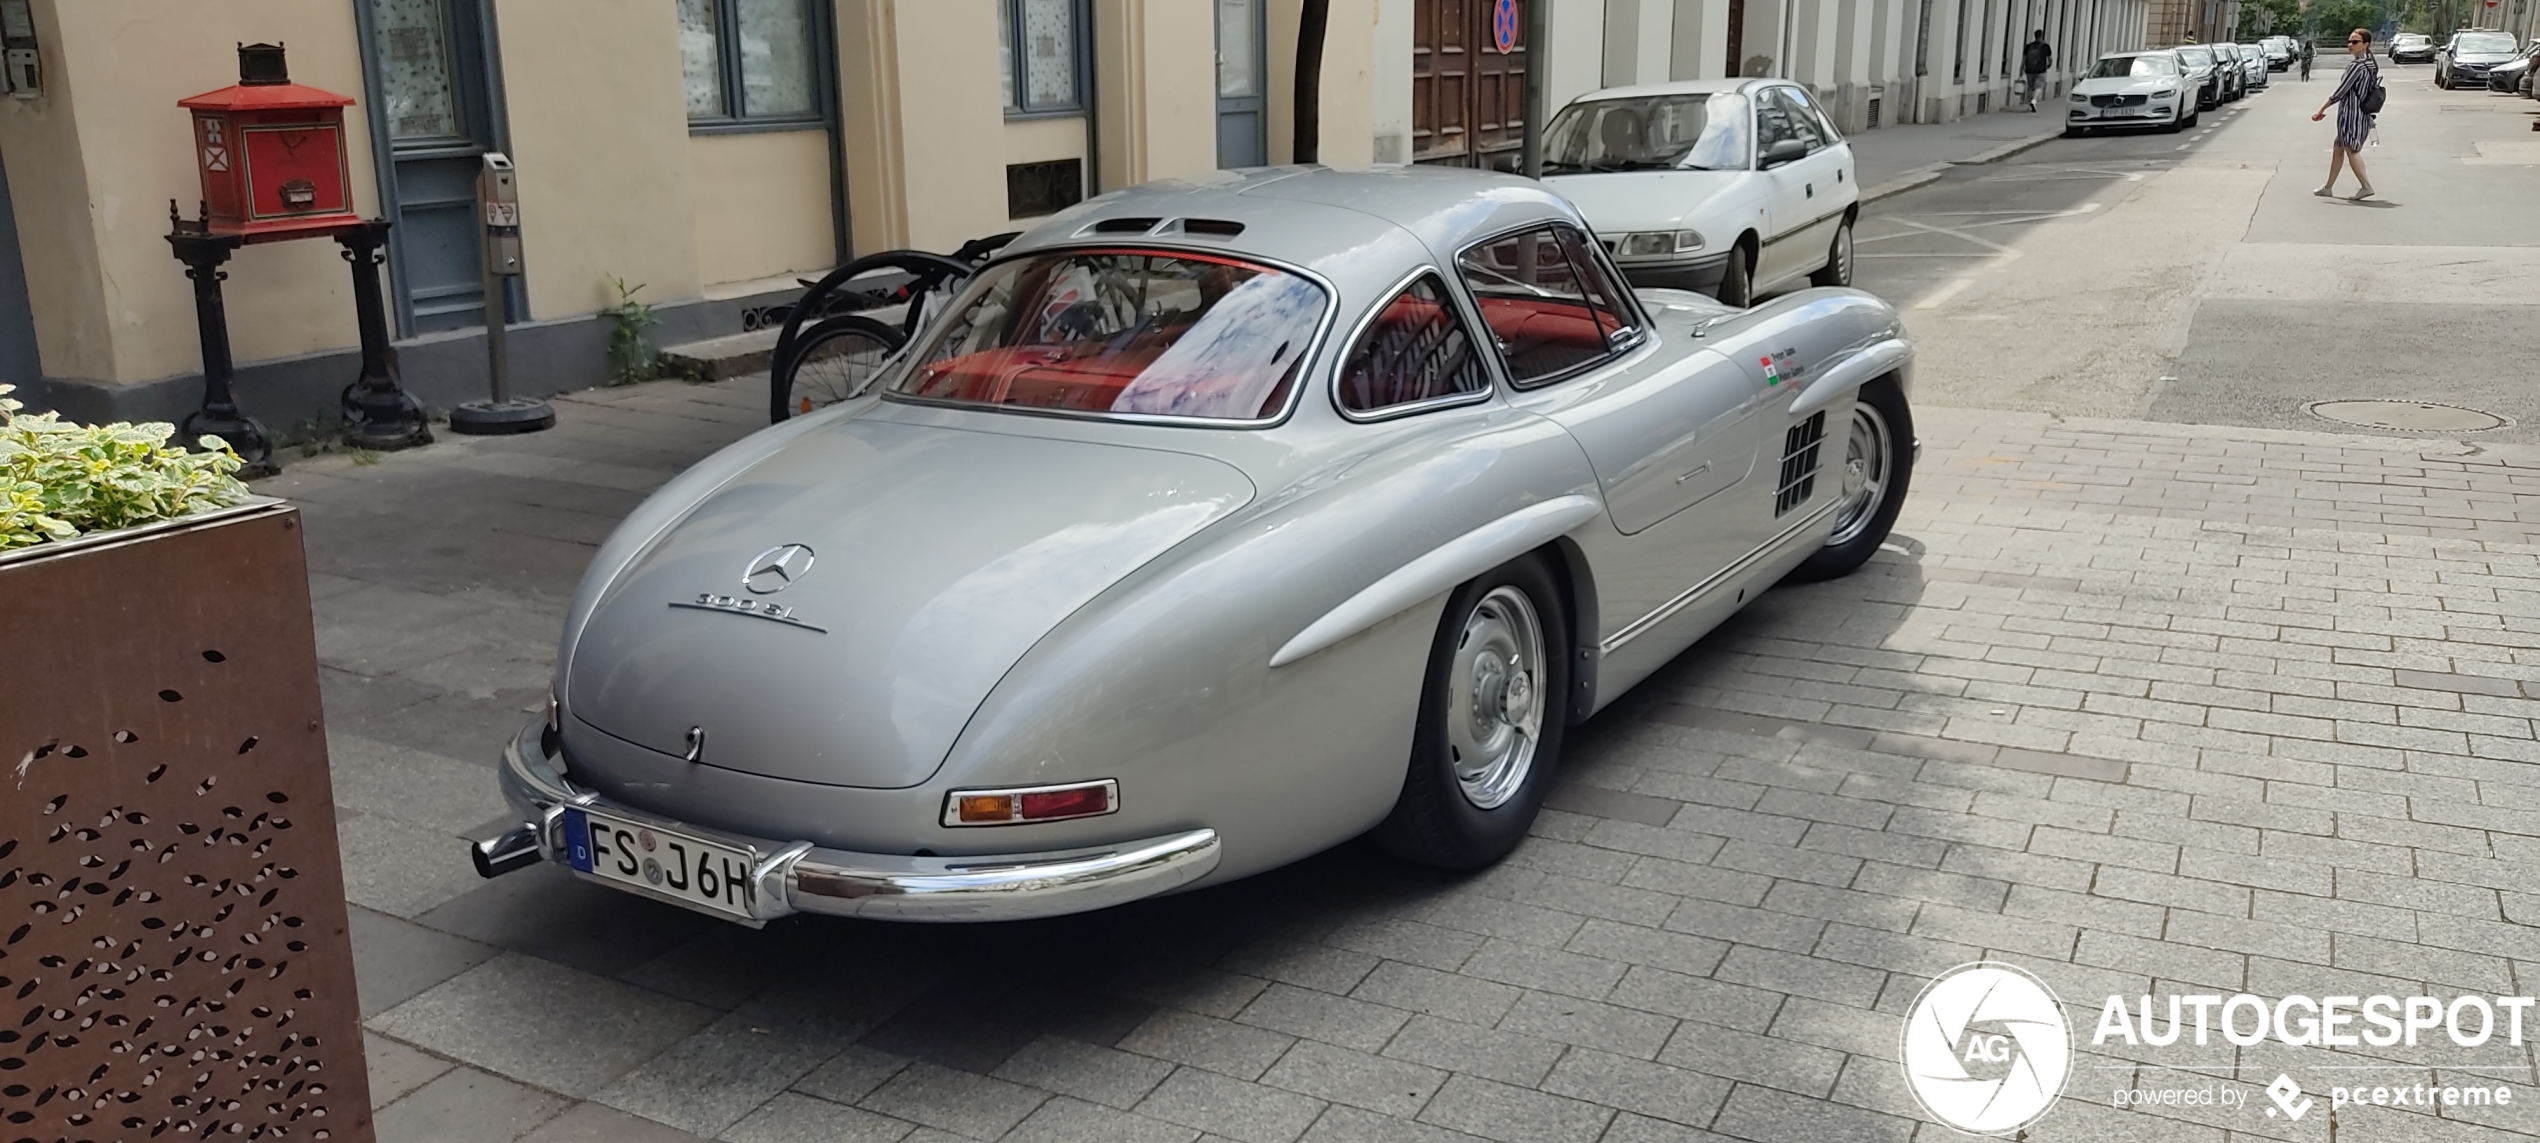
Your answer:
1760;356;1783;386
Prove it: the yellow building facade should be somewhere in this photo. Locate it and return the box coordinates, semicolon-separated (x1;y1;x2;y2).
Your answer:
0;0;1383;427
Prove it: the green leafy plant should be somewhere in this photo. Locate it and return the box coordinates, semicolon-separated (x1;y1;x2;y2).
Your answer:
602;276;662;385
0;383;250;551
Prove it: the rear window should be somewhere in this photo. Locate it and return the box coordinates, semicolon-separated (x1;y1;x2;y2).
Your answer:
897;249;1327;421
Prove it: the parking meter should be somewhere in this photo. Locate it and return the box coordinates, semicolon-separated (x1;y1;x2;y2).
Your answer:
448;152;554;434
481;153;523;277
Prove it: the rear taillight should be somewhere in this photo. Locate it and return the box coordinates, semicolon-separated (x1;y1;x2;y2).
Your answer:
943;779;1119;826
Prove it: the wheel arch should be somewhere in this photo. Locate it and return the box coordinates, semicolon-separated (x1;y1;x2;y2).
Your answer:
1536;536;1601;726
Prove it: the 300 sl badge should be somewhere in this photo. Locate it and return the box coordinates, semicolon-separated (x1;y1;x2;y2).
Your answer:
669;592;828;632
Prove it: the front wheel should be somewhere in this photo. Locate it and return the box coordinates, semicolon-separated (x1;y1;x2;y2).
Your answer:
1788;377;1913;583
1715;242;1755;307
771;315;904;422
1810;218;1855;288
1377;555;1571;869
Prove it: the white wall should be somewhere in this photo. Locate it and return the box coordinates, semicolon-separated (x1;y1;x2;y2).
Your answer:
1371;0;1413;163
1546;0;1607;110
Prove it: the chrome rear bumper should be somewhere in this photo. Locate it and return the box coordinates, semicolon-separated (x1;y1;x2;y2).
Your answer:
475;716;1221;924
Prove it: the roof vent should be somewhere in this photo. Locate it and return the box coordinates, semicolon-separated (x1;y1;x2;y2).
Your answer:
1086;217;1163;235
1178;218;1246;237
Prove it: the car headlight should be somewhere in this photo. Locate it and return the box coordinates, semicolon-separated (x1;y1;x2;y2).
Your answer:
1616;230;1704;257
2070;92;2088;101
2152;87;2178;96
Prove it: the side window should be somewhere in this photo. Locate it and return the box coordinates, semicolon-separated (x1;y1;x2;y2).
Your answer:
1781;86;1842;145
1555;227;1636;343
1753;94;1805;163
1454;226;1618;387
1337;274;1489;415
1770;89;1828;150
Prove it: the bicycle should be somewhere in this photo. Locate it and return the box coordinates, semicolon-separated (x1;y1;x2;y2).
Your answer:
767;231;1018;422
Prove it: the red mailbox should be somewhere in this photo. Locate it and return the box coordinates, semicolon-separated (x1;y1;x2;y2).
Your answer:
178;44;358;244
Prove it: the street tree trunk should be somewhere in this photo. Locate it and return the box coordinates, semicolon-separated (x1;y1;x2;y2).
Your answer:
1294;0;1330;163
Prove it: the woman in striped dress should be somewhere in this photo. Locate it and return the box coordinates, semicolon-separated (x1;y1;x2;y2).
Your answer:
2310;28;2379;200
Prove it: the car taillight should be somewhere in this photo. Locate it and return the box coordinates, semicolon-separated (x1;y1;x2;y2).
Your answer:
943;779;1120;826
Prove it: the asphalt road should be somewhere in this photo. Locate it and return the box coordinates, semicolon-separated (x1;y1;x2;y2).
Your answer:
1847;58;2540;445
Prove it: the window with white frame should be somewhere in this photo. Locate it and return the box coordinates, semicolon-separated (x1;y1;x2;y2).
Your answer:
999;0;1085;115
680;0;819;128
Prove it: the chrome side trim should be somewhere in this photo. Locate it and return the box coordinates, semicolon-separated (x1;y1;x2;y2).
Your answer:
483;717;1221;924
1787;338;1910;419
1599;497;1843;656
1270;494;1604;668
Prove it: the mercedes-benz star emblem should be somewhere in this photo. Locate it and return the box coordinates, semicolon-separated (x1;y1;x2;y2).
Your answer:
743;544;815;594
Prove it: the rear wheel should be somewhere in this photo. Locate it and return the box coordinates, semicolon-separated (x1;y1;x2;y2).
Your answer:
1809;218;1855;288
1788;378;1913;583
1715;242;1755;307
771;315;904;422
1377;555;1571;869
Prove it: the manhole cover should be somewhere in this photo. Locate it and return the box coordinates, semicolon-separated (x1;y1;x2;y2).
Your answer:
2307;400;2512;432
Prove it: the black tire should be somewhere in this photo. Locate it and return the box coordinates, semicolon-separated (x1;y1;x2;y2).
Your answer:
1376;554;1572;869
771;315;904;422
1715;241;1756;307
1809;217;1855;288
1788;377;1913;583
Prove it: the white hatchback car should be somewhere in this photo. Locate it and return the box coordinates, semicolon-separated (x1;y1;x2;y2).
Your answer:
2065;50;2194;134
1540;79;1858;307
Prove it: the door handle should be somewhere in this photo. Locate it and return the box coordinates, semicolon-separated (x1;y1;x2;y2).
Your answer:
1674;461;1713;484
1806;184;1814;197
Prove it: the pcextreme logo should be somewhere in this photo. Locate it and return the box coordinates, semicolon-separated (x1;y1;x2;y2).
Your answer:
1900;962;2074;1135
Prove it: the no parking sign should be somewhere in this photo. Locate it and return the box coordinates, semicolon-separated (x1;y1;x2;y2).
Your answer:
1493;0;1521;52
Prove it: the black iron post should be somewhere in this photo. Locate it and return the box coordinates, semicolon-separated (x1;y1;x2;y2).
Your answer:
335;219;431;451
167;204;275;477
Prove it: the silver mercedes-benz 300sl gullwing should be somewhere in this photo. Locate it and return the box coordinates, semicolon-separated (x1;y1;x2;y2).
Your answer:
470;166;1915;926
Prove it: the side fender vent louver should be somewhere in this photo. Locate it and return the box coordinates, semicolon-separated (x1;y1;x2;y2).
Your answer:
1086;216;1164;234
1776;411;1827;516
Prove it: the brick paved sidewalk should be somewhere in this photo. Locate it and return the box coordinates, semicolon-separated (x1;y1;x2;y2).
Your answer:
273;378;2540;1143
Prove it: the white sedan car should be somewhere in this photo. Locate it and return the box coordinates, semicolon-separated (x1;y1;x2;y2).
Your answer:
1540;79;1858;307
2065;50;2194;134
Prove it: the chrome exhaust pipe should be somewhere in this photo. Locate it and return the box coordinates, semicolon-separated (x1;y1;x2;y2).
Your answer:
470;823;543;879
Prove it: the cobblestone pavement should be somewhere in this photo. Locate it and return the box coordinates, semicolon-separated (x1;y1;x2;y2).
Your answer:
272;376;2540;1143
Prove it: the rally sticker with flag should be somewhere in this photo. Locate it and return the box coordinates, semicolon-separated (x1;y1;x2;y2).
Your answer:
1760;355;1782;386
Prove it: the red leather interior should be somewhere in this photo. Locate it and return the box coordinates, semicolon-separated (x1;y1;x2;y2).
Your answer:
1474;296;1608;356
909;346;1164;410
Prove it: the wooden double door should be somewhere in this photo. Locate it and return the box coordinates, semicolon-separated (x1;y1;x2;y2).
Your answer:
1412;0;1529;168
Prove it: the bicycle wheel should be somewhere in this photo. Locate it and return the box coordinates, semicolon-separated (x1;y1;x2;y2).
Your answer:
771;314;904;421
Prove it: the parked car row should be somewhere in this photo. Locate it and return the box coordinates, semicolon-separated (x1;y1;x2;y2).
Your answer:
2064;41;2271;136
2435;29;2526;88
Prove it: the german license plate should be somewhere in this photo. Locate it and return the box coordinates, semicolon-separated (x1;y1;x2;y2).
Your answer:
564;806;761;921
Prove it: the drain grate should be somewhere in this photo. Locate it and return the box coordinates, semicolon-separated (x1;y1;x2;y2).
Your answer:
2307;400;2512;433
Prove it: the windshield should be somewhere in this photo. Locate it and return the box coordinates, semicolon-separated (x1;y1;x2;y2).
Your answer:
2092;53;2179;77
2458;32;2517;52
2177;46;2214;66
1542;93;1751;172
896;249;1325;421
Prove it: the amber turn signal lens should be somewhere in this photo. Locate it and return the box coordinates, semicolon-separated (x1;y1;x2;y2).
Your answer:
956;794;1018;823
942;779;1119;827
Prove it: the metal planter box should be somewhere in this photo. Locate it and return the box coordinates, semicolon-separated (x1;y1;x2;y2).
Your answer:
1;501;373;1142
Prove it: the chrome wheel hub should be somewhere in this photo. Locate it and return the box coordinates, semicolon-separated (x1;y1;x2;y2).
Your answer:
1447;586;1545;811
1827;400;1894;547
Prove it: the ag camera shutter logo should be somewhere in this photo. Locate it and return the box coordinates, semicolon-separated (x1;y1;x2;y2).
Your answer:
1902;962;2073;1134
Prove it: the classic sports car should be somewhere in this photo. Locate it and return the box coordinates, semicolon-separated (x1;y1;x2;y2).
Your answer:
469;167;1915;925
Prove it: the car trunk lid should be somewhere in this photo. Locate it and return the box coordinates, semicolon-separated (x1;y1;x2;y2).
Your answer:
566;417;1254;789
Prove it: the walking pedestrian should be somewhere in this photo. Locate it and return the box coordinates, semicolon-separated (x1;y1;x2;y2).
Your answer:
2299;36;2314;81
2021;30;2054;110
2311;28;2380;200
